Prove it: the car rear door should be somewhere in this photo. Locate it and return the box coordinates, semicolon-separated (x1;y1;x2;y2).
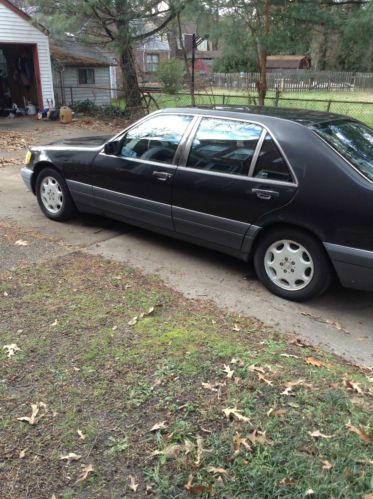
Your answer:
91;113;194;231
171;116;297;252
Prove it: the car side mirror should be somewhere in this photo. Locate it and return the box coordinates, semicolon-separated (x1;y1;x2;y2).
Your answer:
104;140;121;155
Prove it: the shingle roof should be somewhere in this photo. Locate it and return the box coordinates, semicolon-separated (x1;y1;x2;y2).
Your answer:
50;40;110;67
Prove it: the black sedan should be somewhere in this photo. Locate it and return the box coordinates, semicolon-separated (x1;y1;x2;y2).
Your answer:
21;106;373;301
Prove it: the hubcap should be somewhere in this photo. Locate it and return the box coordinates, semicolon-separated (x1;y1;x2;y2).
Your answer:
264;239;314;291
40;176;63;214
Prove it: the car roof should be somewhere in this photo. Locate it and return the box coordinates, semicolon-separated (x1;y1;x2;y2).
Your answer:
158;106;351;127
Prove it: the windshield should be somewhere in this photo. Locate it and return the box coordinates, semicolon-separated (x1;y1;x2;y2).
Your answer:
312;120;373;182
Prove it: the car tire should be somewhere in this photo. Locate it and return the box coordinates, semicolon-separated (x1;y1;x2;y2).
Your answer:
253;227;332;302
35;167;76;221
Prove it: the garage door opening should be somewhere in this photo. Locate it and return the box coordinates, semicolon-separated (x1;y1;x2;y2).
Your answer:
0;43;42;116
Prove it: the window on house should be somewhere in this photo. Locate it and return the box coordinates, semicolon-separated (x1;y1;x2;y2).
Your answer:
146;54;159;73
78;68;95;84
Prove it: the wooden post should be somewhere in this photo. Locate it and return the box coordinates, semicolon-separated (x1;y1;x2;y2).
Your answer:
326;99;332;112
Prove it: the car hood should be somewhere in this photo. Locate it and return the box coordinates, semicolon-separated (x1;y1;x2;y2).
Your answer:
48;135;112;147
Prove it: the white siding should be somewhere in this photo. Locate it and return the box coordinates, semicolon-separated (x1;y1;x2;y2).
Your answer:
0;2;54;106
54;66;111;106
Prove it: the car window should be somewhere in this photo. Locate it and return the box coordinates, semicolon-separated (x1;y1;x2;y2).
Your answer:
187;118;262;176
120;114;193;164
312;120;373;182
252;133;293;183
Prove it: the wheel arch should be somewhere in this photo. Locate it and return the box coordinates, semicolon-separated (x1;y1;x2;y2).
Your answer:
248;222;337;278
31;162;60;194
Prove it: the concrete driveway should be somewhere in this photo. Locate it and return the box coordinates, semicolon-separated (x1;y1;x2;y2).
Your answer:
1;119;372;367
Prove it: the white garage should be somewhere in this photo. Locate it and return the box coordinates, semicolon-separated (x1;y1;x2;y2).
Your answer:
0;0;54;115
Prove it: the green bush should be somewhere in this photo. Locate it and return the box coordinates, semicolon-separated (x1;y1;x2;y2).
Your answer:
156;58;185;95
72;99;128;118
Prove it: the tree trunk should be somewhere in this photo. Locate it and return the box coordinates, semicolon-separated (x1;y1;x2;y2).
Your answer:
256;41;267;106
120;44;143;116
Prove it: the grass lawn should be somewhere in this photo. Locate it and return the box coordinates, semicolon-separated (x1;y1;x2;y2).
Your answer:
1;239;372;497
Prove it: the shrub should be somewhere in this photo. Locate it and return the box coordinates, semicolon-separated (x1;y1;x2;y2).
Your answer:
156;58;185;95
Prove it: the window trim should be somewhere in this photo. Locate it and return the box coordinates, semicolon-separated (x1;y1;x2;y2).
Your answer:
180;114;298;186
78;67;95;85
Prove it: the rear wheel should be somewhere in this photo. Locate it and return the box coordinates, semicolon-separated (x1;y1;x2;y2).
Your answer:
36;168;76;221
253;228;332;301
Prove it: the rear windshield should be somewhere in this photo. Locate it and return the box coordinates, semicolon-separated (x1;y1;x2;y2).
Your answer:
312;120;373;182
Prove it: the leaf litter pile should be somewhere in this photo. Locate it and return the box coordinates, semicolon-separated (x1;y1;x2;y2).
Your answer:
0;253;372;498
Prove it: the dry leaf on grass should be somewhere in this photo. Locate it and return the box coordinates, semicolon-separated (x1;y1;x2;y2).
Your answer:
305;489;315;496
129;474;139;492
184;474;215;496
150;421;168;432
305;357;333;369
279;353;300;359
3;343;20;358
223;364;234;379
343;379;364;394
17;402;47;425
19;448;27;459
60;453;82;464
128;306;156;326
257;373;273;385
248;364;266;374
202;381;225;392
76;464;94;483
363;494;373;499
267;408;287;417
223;407;251;423
308;430;333;439
233;432;252;455
15;239;28;246
232;324;241;331
207;467;228;475
230;357;244;366
321;459;333;470
152;439;194;459
77;429;86;440
346;421;372;443
281;379;311;396
247;429;273;446
195;436;212;466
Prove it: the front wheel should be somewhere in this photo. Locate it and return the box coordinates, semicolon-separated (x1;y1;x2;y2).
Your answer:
253;228;332;301
35;167;76;221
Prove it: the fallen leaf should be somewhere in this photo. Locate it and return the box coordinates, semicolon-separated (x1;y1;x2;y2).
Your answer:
60;453;82;464
281;379;310;396
267;407;287;417
363;494;373;499
128;316;138;326
308;430;333;439
223;407;251;423
152;444;181;458
202;381;225;392
76;464;94;483
305;489;314;496
247;429;273;446
112;325;118;331
150;379;161;390
232;324;241;331
77;429;86;440
233;432;251;455
343;379;363;394
184;439;195;455
3;291;8;296
129;474;139;492
257;373;273;385
51;319;58;327
249;364;265;374
346;421;372;443
17;402;47;425
3;343;20;358
194;436;212;466
279;353;300;359
184;474;215;496
207;467;228;475
223;364;234;379
230;357;244;366
19;448;27;459
321;459;333;470
305;357;333;369
15;239;28;246
150;421;168;432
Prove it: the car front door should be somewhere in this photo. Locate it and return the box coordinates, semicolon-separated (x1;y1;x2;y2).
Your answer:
91;113;194;231
172;116;298;253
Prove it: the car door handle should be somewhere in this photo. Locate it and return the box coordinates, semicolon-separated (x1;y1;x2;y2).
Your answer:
153;171;173;181
252;188;280;200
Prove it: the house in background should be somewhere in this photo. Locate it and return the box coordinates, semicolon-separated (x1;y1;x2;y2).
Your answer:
50;40;116;106
266;55;311;72
0;0;54;113
135;35;170;84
